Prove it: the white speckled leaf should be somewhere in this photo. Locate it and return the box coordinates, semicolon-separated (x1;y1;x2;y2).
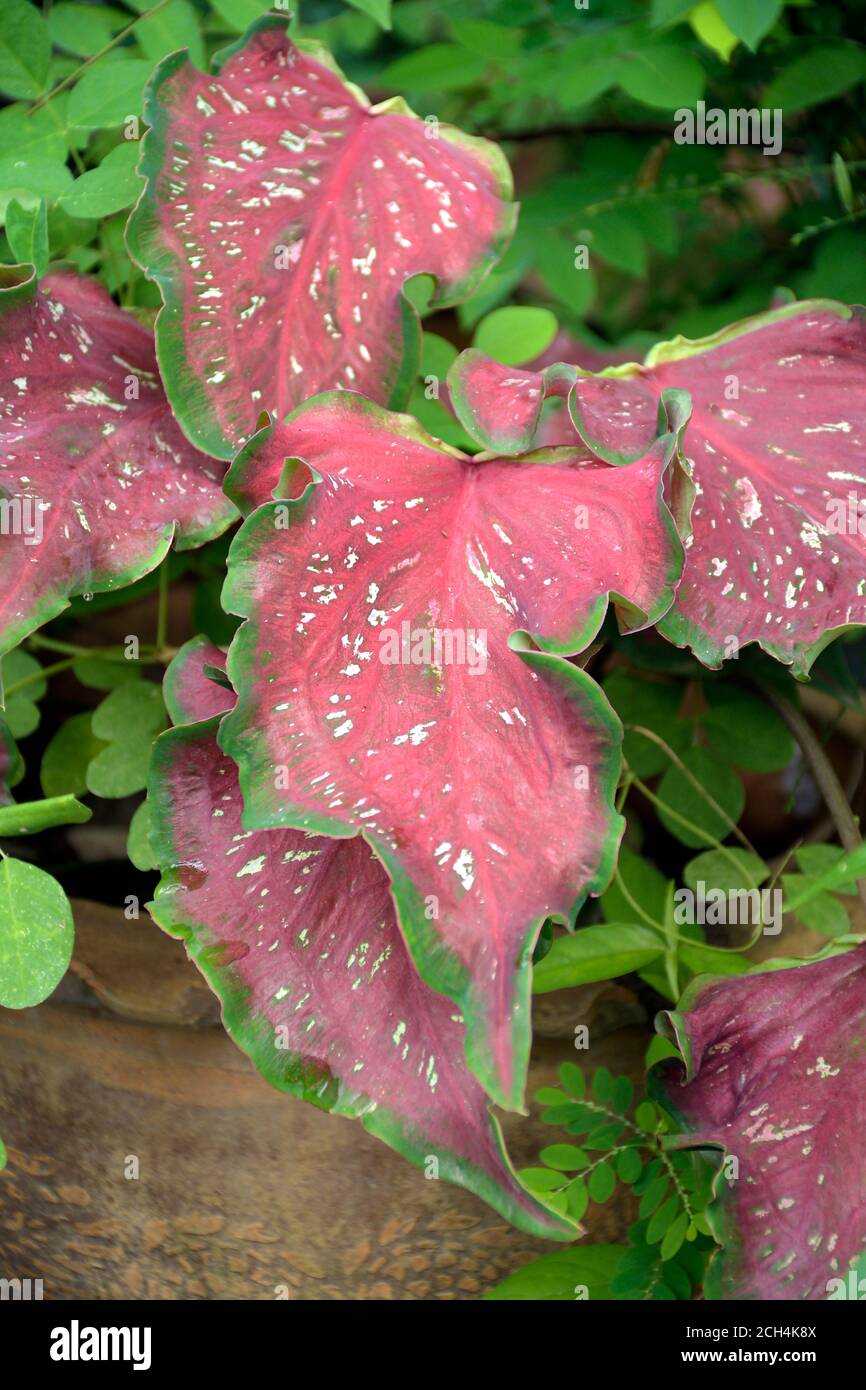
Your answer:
0;266;235;657
127;16;515;459
219;392;684;1109
655;943;866;1300
451;303;866;675
147;652;573;1240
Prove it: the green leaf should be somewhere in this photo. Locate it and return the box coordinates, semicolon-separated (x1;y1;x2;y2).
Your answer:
635;1100;661;1133
601;845;668;928
702;686;795;772
612;1075;634;1114
419;331;458;382
2;649;47;739
67;57;152;130
5;197;48;276
0;1;51;100
647;1194;681;1244
127;799;157;872
683;847;768;895
588;1160;616;1203
783;840;866;912
130;0;204;69
689;2;739;63
382;44;486;93
485;1244;624;1300
60;140;143;218
580;209;647;278
764;44;866;113
71;654;142;689
796;844;858;895
41;712;105;798
345;0;392;31
660;1209;690;1260
567;1179;589;1221
86;681;166;798
532;924;664;993
473;305;558;366
716;0;782;51
0;856;74;1008
617;1147;643;1184
833;152;856;214
451;18;521;60
0;1136;6;1170
210;0;270;31
559;1061;586;1099
48;3;121;57
0;794;91;836
783;882;850;938
617;42;705;110
645;1033;680;1068
519;1166;566;1193
657;746;744;850
541;1143;588;1171
0;103;69;164
592;1066;614;1103
534;232;596;316
604;669;689;777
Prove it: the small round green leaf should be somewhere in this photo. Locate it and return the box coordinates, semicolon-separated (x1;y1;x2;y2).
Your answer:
0;857;74;1008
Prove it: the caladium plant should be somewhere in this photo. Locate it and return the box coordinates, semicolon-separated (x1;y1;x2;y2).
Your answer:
0;264;235;657
449;300;866;675
218;391;686;1109
127;16;515;460
148;636;573;1240
654;944;866;1301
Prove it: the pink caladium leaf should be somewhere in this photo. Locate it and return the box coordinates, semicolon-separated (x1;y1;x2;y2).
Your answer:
147;649;573;1240
653;944;866;1300
451;301;866;675
0;266;235;658
127;15;515;461
162;634;233;725
218;393;684;1108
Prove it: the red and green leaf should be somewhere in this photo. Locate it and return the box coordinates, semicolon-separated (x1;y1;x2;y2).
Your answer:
219;392;684;1108
147;652;573;1241
162;634;233;725
0;266;235;657
451;301;866;675
127;15;515;460
653;944;866;1300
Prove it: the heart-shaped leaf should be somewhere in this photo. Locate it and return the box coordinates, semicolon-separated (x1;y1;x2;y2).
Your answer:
163;633;233;725
653;943;866;1299
451;301;866;674
0;266;236;657
219;393;683;1108
147;649;573;1240
127;15;515;460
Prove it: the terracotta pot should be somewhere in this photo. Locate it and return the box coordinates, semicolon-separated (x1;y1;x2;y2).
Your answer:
0;902;647;1300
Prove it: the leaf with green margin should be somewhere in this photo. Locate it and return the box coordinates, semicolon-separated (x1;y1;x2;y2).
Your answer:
532;924;664;993
126;16;516;460
87;681;166;798
653;942;866;1299
450;302;866;676
41;711;106;797
147;655;573;1242
0;1;50;100
162;634;232;726
0;267;235;657
219;393;684;1109
1;648;47;737
5;199;48;278
485;1243;624;1299
0;856;74;1008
